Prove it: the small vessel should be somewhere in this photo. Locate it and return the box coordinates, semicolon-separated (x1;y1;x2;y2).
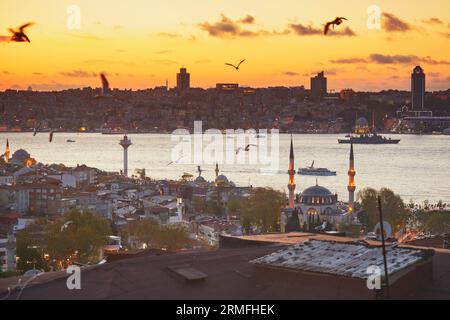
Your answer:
66;139;76;143
298;161;336;176
338;133;400;144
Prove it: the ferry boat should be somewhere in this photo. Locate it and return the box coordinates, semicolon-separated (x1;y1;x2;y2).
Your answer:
338;133;400;144
298;161;336;176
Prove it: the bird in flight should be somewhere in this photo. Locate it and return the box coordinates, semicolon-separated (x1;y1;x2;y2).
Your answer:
8;22;35;43
167;152;184;166
236;144;257;155
324;17;348;35
33;122;41;136
60;221;73;232
225;59;246;71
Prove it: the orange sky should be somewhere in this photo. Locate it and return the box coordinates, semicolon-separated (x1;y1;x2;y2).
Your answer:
0;0;449;91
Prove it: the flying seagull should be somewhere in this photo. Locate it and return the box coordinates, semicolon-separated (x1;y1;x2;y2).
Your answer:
324;17;348;35
236;144;257;155
8;22;35;43
60;221;73;232
225;59;246;70
33;122;41;136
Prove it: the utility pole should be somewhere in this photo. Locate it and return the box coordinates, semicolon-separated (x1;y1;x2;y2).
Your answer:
377;196;390;299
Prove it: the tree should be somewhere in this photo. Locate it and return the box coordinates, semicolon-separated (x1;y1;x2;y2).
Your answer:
359;187;408;232
16;209;111;272
239;188;285;234
123;219;193;251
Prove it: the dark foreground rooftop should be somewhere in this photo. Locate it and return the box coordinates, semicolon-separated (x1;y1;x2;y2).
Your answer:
3;240;450;300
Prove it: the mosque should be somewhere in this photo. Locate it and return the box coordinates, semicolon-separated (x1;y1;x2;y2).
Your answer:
281;137;356;233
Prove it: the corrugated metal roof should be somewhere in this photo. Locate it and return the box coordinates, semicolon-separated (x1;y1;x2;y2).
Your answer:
251;240;433;279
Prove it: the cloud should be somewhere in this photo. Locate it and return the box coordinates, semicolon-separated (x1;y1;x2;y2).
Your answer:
369;54;450;65
153;50;172;54
283;71;300;76
330;58;368;64
2;71;10;75
238;15;255;24
289;24;356;36
33;72;43;76
156;32;182;38
199;14;282;38
113;25;124;31
421;18;443;25
60;70;98;78
331;54;450;66
382;13;412;32
289;23;322;36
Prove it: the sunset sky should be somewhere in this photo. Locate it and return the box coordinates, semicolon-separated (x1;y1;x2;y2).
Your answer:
1;0;450;91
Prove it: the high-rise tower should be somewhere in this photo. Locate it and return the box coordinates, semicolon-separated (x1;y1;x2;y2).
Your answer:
347;142;356;214
288;136;296;208
176;68;190;91
119;135;132;176
411;66;425;110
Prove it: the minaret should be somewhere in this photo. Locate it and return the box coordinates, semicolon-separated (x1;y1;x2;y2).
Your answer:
347;142;356;215
119;135;132;176
288;136;296;208
215;163;219;178
5;139;10;163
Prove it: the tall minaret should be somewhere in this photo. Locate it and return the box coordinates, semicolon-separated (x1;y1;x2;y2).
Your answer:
119;135;132;176
288;136;296;208
347;142;356;215
5;139;10;163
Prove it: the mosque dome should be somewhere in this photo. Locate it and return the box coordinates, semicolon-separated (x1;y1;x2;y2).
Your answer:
215;174;229;186
300;185;336;205
194;175;207;184
356;117;369;128
12;149;31;162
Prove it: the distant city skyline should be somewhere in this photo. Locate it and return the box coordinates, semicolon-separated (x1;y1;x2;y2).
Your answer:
0;0;450;91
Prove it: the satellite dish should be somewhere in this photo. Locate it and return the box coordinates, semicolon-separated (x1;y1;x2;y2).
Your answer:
373;221;392;240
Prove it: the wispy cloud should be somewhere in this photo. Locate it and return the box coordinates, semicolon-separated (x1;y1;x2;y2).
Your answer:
153;50;172;55
382;13;412;32
289;23;356;37
283;71;300;76
199;14;285;38
156;32;182;38
60;70;98;78
421;17;443;25
331;54;450;65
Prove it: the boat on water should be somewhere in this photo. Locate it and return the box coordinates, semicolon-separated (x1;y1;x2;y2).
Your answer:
66;139;76;143
338;133;400;144
298;161;336;176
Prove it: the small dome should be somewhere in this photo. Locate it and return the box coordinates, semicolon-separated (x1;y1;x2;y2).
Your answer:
12;149;31;161
194;176;207;184
356;117;369;128
215;174;229;184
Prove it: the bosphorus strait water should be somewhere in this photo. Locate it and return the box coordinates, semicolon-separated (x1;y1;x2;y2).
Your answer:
2;133;449;203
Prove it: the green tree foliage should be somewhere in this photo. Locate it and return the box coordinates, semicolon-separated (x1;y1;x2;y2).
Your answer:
239;188;285;234
16;209;111;272
409;210;450;235
359;187;408;232
123;219;192;251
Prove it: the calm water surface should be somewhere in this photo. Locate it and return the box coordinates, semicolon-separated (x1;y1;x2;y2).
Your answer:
1;133;449;203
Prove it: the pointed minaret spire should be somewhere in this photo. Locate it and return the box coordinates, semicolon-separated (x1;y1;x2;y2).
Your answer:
347;142;356;215
288;135;296;208
215;163;219;178
4;139;10;163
